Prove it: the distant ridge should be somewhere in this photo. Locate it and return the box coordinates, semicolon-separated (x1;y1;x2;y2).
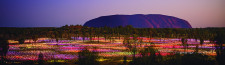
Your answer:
84;14;192;28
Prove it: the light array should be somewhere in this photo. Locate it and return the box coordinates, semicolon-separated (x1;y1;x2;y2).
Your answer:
5;37;217;61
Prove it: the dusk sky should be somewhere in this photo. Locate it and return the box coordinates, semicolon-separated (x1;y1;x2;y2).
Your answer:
0;0;225;28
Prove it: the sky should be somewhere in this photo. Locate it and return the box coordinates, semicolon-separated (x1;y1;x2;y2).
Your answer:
0;0;225;28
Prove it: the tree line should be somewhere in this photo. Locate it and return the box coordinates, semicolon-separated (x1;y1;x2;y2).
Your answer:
0;25;224;43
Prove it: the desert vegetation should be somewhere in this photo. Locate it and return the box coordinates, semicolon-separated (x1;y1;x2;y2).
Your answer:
0;25;225;65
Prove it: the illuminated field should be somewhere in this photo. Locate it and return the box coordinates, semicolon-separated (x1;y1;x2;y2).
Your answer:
5;37;218;62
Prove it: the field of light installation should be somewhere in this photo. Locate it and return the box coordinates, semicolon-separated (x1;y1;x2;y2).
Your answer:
4;37;218;63
1;26;225;65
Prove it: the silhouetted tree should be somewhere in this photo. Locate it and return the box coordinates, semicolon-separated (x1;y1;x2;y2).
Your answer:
38;52;44;65
200;38;204;45
194;44;199;53
18;38;25;44
164;53;215;65
0;37;9;63
131;46;162;65
123;34;142;65
123;56;127;65
81;26;88;42
181;38;188;53
214;33;225;65
32;35;38;43
77;47;99;65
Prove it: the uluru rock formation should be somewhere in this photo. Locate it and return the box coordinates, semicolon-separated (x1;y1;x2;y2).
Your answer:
83;14;192;28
